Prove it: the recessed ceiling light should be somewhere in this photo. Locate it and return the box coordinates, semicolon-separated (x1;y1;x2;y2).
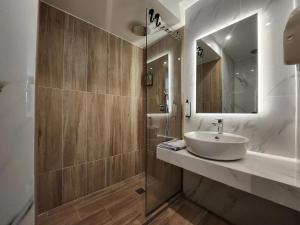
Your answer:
250;69;255;72
150;67;153;70
265;22;271;26
177;57;181;61
235;72;240;75
163;61;167;65
225;35;231;40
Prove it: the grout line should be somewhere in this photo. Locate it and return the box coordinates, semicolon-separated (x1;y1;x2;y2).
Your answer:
37;150;143;175
61;4;66;205
85;75;88;192
36;85;144;99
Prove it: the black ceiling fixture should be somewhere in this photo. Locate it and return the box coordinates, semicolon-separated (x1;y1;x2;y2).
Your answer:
149;9;161;27
197;46;204;57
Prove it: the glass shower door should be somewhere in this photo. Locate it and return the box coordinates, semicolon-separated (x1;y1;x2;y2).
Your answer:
145;8;183;215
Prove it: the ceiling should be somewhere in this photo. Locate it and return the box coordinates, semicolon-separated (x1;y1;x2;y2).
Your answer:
42;0;198;48
212;14;258;62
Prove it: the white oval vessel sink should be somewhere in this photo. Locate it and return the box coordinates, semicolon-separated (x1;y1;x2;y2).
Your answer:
184;131;249;161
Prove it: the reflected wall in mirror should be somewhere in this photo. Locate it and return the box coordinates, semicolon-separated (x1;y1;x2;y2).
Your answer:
196;14;258;114
147;54;169;113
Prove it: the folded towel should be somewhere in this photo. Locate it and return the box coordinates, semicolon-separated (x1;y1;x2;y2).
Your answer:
158;139;186;151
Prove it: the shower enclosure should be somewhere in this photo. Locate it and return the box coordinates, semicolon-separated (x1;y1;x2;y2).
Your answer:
145;8;183;215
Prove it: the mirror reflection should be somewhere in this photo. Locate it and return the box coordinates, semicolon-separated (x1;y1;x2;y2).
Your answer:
147;54;169;113
196;14;258;113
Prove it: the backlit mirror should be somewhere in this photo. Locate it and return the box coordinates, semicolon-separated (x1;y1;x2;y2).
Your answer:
146;54;169;113
196;14;258;113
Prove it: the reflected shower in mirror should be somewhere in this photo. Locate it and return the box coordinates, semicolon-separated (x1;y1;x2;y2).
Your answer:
147;54;169;113
196;14;258;113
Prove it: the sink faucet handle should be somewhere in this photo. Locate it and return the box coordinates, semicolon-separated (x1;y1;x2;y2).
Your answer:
212;118;223;124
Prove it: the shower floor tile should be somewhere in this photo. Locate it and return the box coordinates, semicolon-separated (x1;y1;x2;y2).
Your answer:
37;174;229;225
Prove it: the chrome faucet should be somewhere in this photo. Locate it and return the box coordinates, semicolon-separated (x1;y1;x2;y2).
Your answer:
212;119;223;134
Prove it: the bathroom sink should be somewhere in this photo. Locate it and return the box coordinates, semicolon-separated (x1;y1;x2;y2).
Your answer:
184;131;249;161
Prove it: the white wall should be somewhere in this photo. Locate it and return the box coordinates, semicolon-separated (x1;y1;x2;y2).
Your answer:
0;0;38;224
183;0;297;158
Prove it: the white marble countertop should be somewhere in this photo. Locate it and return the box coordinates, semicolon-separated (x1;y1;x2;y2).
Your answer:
157;147;300;212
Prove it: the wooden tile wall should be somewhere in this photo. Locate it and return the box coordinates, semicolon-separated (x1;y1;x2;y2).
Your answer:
37;170;62;213
37;87;62;172
196;60;222;113
107;35;122;95
62;164;88;203
36;2;145;214
87;26;107;93
62;90;87;167
86;93;108;161
37;3;64;88
63;15;88;91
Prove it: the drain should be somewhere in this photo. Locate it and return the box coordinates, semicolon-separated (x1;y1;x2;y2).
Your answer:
135;188;145;195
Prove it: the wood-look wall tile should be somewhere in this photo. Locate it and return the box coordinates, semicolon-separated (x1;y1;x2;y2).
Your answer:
135;151;144;175
122;152;136;179
105;95;122;156
63;14;88;91
62;90;87;167
131;46;145;98
87;26;107;93
121;41;133;96
137;98;145;151
62;164;87;203
121;96;132;153
37;170;62;213
130;98;139;152
37;87;62;172
87;159;107;194
107;34;121;95
37;3;64;88
146;150;156;178
106;155;123;186
131;98;145;152
87;93;109;161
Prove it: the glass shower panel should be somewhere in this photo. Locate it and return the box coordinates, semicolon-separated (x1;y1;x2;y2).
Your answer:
145;9;183;215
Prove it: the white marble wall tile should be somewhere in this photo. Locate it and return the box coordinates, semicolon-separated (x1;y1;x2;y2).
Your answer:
184;171;300;225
